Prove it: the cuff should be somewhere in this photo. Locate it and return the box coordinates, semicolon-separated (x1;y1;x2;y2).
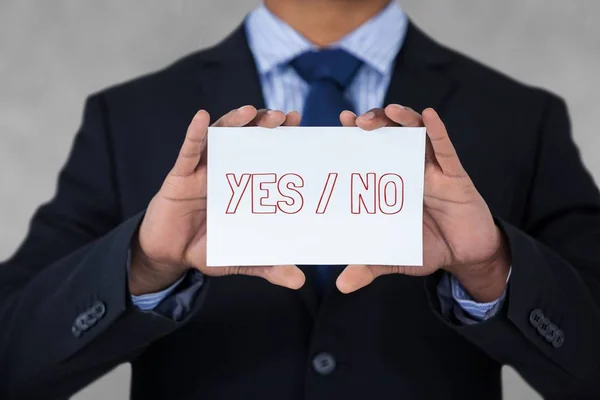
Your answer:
437;268;511;324
126;251;186;311
153;270;205;322
130;275;186;311
125;251;205;321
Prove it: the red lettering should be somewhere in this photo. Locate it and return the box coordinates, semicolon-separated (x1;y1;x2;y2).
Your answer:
277;173;304;214
350;173;404;214
378;173;404;214
251;173;278;214
316;173;338;214
351;173;376;214
225;173;251;214
226;173;306;214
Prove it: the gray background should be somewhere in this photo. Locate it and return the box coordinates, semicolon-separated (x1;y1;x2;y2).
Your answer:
1;0;598;399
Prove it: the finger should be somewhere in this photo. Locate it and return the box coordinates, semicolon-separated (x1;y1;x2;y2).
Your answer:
336;264;399;294
384;104;424;127
422;108;466;177
340;110;357;127
227;265;305;290
355;108;398;131
425;135;437;166
212;105;258;127
171;110;210;177
247;109;287;128
283;111;302;126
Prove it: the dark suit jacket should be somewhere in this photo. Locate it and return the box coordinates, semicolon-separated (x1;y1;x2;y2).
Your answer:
2;22;600;400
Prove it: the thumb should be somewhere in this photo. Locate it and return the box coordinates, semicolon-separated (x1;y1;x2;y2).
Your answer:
336;264;401;294
260;264;306;289
336;264;377;294
210;265;306;290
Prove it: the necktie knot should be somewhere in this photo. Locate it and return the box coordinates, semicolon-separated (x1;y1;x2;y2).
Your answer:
291;48;363;90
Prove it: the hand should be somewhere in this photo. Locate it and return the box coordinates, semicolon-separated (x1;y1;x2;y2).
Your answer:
129;106;305;295
336;105;511;301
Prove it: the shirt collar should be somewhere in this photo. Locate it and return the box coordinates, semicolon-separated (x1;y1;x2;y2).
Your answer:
245;1;408;76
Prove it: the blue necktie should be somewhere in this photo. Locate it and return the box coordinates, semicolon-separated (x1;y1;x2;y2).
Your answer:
290;49;363;294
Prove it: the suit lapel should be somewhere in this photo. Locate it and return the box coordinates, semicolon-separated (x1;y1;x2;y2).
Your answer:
384;22;457;115
197;24;266;116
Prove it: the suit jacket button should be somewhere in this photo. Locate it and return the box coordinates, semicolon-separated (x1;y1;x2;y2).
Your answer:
71;324;81;338
529;309;544;328
537;317;550;336
312;352;336;375
545;323;558;342
552;330;565;348
75;314;89;331
92;301;106;319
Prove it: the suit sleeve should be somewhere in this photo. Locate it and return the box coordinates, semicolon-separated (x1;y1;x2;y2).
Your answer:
0;95;208;399
426;93;600;397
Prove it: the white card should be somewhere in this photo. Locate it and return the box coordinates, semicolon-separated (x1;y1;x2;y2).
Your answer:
206;127;425;267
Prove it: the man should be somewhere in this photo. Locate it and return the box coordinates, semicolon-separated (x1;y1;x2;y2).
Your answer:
1;0;600;398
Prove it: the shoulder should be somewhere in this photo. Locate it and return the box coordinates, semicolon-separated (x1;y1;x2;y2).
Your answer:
439;41;563;110
79;41;228;131
95;48;212;106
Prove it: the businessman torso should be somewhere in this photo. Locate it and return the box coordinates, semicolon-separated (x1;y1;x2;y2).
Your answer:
85;22;553;400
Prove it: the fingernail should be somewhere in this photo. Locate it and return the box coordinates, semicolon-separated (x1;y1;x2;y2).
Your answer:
237;105;251;112
363;111;375;120
391;104;405;110
266;109;274;116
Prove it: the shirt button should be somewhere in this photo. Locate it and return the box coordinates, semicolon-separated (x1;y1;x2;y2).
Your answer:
312;352;336;375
